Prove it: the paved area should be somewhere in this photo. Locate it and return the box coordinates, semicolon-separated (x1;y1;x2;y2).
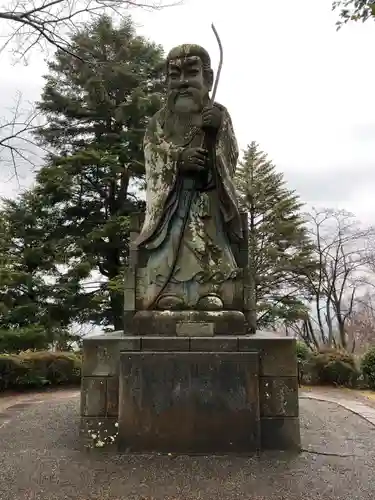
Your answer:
301;389;375;426
0;389;375;499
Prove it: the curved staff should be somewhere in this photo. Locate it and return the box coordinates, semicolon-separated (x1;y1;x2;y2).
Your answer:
210;23;223;103
145;23;224;310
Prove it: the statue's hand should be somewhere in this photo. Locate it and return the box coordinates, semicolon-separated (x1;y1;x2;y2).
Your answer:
202;105;222;131
179;147;208;173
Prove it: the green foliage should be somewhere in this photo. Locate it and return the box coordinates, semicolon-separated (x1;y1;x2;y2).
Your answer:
234;142;317;328
0;326;50;353
2;15;164;331
309;348;359;387
361;347;375;390
296;341;311;362
0;351;81;392
333;0;375;27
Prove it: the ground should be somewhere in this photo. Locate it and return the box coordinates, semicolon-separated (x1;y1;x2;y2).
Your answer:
0;388;375;499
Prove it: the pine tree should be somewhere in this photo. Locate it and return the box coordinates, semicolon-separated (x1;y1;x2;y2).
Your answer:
27;15;164;330
0;193;73;349
235;142;317;330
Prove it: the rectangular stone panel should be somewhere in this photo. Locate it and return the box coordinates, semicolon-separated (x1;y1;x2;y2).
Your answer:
259;377;299;417
239;333;297;376
118;351;260;453
82;334;141;377
176;322;214;337
141;337;190;351
81;377;107;417
190;337;239;352
260;417;301;450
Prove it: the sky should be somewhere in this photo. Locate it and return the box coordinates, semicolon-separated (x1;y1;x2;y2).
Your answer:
0;0;375;223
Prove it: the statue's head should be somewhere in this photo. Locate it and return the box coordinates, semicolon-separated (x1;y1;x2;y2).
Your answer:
166;44;214;114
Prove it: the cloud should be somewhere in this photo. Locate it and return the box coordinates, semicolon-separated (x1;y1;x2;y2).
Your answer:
0;0;374;223
284;161;375;204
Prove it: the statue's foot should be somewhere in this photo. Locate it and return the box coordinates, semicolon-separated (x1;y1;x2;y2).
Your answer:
196;294;224;311
156;294;185;311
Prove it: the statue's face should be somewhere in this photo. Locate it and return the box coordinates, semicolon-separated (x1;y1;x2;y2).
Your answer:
167;55;212;113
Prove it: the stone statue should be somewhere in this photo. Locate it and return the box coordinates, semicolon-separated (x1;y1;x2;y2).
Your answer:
135;43;245;311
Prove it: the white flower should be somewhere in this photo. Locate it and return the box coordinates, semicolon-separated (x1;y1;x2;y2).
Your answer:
114;422;119;427
95;440;105;448
91;434;97;440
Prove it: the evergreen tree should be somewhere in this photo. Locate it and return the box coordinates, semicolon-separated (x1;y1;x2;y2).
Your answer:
27;15;164;330
0;194;73;349
235;142;317;330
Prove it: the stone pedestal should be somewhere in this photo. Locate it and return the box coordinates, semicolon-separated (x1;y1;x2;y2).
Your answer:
80;331;300;452
119;351;260;452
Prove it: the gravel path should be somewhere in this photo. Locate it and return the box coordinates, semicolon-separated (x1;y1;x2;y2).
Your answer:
0;391;375;499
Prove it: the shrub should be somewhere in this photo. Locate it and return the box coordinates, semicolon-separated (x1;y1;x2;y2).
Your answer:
361;347;375;390
0;355;29;391
309;348;359;387
0;351;82;392
0;326;50;353
296;341;311;362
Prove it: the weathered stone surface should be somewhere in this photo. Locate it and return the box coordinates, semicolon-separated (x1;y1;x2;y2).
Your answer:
190;337;239;352
176;322;214;337
81;377;107;417
141;337;190;351
260;377;299;417
106;377;119;417
132;310;245;337
239;332;297;376
212;310;245;335
132;311;177;336
118;351;260;453
260;417;301;450
82;334;140;376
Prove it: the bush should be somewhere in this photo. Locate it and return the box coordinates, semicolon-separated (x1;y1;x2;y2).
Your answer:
361;347;375;390
0;355;29;391
309;348;359;387
296;341;311;362
0;351;82;392
0;326;50;353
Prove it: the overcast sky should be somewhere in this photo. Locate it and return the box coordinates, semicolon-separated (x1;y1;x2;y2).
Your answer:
1;0;374;223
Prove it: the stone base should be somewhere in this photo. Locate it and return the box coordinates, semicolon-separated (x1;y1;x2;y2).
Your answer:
131;310;246;336
119;351;260;453
80;331;300;453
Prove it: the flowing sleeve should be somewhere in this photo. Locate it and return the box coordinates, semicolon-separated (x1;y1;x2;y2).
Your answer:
213;104;243;240
136;112;183;247
216;105;239;176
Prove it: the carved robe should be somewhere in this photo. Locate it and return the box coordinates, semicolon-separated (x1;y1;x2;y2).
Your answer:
135;103;243;305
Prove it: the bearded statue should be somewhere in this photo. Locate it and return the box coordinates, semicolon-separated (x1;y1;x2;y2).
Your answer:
135;44;244;311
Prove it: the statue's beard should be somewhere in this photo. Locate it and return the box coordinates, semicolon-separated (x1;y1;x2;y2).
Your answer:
164;88;208;145
167;88;205;114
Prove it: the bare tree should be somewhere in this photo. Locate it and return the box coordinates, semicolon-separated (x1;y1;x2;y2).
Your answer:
303;207;374;349
346;292;375;353
0;0;177;61
0;91;45;182
0;0;179;181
